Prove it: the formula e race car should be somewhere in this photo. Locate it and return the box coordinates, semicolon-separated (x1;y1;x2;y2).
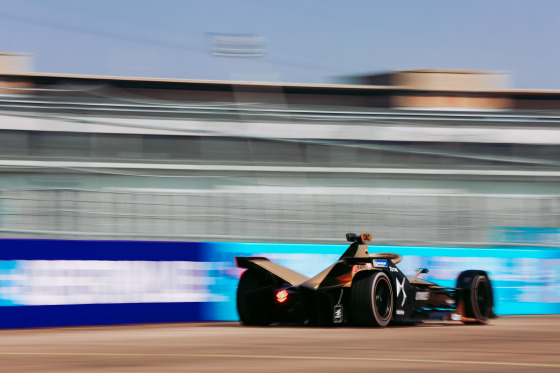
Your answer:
235;233;495;327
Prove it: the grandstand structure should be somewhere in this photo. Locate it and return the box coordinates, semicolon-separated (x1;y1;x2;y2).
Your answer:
1;65;560;246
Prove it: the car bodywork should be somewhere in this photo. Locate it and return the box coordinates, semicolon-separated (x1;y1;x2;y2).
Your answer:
235;233;495;326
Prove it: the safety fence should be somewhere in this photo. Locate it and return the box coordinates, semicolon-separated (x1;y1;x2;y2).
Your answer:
0;239;558;328
1;188;560;247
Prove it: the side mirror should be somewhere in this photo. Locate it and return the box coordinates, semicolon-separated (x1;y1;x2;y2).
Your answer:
415;268;429;277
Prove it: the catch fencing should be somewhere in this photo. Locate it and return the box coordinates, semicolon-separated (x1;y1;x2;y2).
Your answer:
1;187;560;247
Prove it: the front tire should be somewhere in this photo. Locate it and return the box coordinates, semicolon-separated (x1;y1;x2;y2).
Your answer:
461;273;493;324
351;271;393;327
236;269;274;326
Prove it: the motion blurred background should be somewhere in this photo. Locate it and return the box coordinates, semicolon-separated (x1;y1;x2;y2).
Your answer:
0;0;559;324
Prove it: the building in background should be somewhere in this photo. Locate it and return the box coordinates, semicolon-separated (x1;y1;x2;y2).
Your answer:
342;69;512;110
0;52;559;246
0;52;33;74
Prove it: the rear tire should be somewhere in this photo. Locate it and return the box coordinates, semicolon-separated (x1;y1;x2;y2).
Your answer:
351;271;393;327
462;273;492;324
236;269;274;326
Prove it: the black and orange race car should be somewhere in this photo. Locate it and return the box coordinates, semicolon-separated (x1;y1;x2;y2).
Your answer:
235;233;495;327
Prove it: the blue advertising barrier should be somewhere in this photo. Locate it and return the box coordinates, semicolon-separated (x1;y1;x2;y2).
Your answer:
0;239;208;328
0;239;559;328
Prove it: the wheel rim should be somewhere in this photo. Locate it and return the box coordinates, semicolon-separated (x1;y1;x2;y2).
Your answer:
375;278;391;320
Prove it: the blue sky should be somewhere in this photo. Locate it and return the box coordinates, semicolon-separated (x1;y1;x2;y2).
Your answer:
1;0;559;88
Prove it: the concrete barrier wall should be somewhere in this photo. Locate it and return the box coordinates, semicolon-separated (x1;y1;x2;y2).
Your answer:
0;239;558;328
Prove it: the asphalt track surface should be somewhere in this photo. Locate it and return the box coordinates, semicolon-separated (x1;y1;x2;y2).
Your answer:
0;316;558;372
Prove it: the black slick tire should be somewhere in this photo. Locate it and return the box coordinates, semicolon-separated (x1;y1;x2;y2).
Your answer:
236;269;274;326
351;271;393;327
463;273;492;324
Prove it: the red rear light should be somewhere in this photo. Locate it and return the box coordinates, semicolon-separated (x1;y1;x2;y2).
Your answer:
276;290;288;303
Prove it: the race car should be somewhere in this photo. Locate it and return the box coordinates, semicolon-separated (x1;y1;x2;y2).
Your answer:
235;233;495;327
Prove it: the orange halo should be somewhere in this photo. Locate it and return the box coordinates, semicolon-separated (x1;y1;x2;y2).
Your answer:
276;290;288;303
